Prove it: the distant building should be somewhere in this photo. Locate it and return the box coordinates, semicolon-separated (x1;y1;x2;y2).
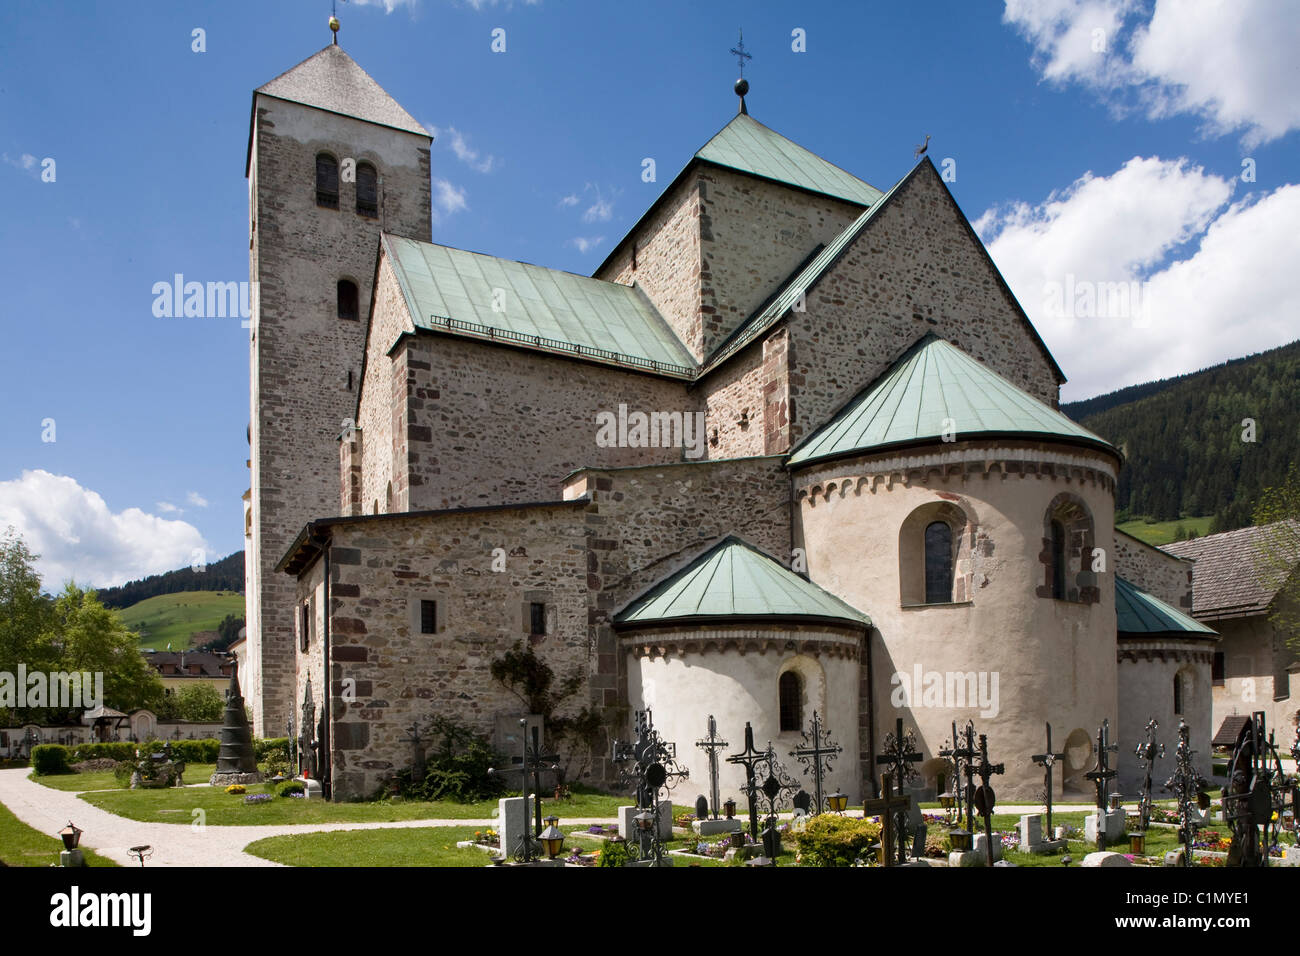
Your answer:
142;650;235;700
1164;522;1300;739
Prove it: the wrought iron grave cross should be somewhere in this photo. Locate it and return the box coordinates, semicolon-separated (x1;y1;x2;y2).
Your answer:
971;733;1005;868
1085;718;1119;851
937;720;967;828
789;710;842;815
1031;721;1066;836
862;772;911;867
694;714;729;819
1134;717;1164;831
1164;719;1207;867
491;719;559;862
726;722;767;841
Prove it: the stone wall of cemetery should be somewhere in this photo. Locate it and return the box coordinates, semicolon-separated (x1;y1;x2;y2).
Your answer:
1113;530;1194;611
248;91;431;735
784;161;1063;450
621;624;865;803
293;503;592;800
792;439;1121;800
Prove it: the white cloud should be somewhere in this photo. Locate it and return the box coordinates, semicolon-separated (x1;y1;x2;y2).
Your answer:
0;471;209;589
348;0;419;11
156;502;182;515
2;152;39;176
187;492;209;508
977;158;1300;400
1003;0;1300;144
463;0;541;9
431;178;468;222
558;194;580;208
429;125;499;173
568;236;605;254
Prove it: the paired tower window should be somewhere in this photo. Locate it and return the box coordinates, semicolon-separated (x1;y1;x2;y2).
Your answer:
315;153;339;209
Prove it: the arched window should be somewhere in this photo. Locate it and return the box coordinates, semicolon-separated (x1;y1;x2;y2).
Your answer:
1050;520;1067;599
315;153;339;209
337;280;359;321
385;481;393;512
356;162;378;218
1173;674;1184;715
778;671;802;732
924;521;954;605
1040;494;1098;604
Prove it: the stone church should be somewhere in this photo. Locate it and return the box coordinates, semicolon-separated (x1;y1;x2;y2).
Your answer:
243;32;1216;802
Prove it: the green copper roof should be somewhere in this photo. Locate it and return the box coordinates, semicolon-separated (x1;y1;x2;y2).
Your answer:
695;113;883;207
1116;576;1216;636
614;536;871;628
787;334;1114;466
385;234;696;377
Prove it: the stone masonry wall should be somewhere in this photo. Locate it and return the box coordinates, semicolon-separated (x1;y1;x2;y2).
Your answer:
697;326;792;459
402;334;699;510
784;161;1062;449
302;504;593;800
1113;530;1194;610
355;254;415;516
598;171;704;360
566;456;792;780
696;166;864;359
248;93;430;735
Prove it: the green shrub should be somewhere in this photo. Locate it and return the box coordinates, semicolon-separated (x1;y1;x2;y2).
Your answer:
71;742;137;762
167;739;219;763
255;737;290;761
277;781;305;798
385;716;506;804
113;762;137;788
792;814;883;867
595;838;631;867
30;744;72;776
261;754;291;778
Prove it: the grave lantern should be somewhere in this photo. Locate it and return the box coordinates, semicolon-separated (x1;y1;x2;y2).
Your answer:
539;815;565;860
1128;831;1146;855
723;798;736;819
59;822;82;851
828;791;848;814
634;810;655;834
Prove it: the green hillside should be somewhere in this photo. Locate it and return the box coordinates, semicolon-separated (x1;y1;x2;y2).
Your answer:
1063;339;1300;534
116;591;246;651
1116;515;1215;547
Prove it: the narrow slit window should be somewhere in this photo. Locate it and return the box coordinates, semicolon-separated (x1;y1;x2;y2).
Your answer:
530;602;546;637
337;280;359;321
420;600;437;635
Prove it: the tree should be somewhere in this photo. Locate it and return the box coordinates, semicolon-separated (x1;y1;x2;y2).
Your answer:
173;682;224;722
1252;463;1300;654
49;584;165;715
0;529;57;724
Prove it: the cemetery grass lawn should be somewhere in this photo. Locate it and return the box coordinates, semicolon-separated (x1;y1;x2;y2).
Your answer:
33;763;217;792
244;826;495;867
79;783;625;826
0;799;117;867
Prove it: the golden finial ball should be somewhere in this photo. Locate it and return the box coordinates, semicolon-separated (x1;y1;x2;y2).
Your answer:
329;16;340;34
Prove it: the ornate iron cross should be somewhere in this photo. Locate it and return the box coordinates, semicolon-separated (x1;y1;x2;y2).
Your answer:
1085;718;1119;851
938;720;968;828
730;28;752;77
492;719;559;861
399;720;427;781
862;772;912;867
1133;717;1165;831
876;717;923;796
954;720;979;833
789;710;842;815
1164;718;1207;867
694;715;729;820
613;709;687;865
726;722;768;841
971;733;1005;868
1031;721;1066;837
1221;710;1287;867
745;742;800;862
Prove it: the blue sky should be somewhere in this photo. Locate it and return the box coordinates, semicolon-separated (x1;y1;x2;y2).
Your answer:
1;0;1297;588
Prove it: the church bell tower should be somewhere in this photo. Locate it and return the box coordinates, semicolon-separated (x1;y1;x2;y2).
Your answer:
245;22;432;734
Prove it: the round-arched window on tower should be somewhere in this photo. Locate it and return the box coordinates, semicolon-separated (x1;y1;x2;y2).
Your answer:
356;162;378;219
337;279;359;321
315;153;339;209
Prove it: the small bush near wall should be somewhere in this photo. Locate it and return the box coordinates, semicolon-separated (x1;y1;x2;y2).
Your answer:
31;744;72;776
71;742;138;762
255;737;290;761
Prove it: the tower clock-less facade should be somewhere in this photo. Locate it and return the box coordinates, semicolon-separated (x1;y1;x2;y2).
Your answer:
244;43;431;734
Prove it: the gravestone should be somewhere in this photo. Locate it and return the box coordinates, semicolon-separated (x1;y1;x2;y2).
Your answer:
1084;809;1125;845
1082;851;1133;867
1019;812;1066;854
948;831;1001;867
619;802;672;841
499;794;535;861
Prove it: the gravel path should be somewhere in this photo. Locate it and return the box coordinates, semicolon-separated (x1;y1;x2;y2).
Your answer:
0;769;611;867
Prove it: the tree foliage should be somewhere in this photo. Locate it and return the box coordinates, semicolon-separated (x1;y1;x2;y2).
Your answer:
0;529;165;724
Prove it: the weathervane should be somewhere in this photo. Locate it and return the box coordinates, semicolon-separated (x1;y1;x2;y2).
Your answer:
730;29;752;114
